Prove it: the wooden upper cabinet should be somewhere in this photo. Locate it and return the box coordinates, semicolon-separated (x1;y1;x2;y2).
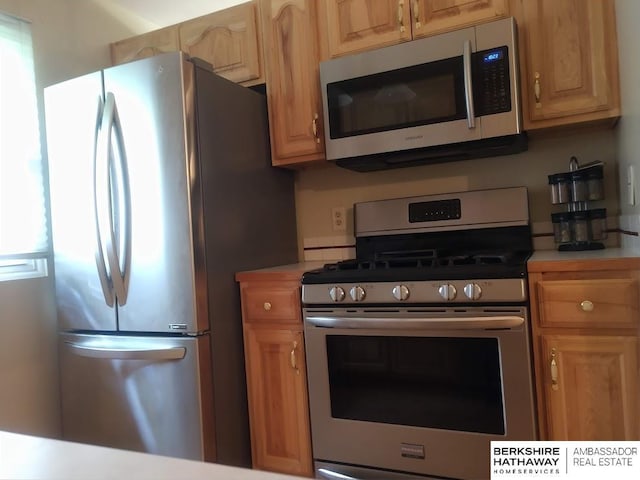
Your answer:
320;0;508;58
415;0;508;38
321;0;411;57
261;0;325;166
513;0;621;130
178;2;264;86
111;26;179;65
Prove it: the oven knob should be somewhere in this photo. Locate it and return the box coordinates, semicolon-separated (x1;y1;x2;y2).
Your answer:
464;283;482;300
349;285;366;302
392;284;410;301
329;286;345;302
438;284;457;301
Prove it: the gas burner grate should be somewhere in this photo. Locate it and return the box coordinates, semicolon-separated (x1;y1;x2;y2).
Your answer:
324;251;516;272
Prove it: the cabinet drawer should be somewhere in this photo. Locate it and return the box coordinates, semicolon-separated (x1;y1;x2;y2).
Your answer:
242;285;301;324
538;279;639;329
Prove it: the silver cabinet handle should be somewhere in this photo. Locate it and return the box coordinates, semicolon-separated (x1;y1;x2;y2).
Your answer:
66;341;186;361
463;40;476;129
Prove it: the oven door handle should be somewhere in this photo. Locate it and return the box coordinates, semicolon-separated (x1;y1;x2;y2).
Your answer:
305;315;524;330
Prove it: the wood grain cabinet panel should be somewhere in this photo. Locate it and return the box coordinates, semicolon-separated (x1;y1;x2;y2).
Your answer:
178;2;264;85
538;279;639;329
320;0;508;57
244;327;313;476
111;26;179;65
237;276;313;477
528;263;640;441
321;0;411;57
513;0;620;129
415;0;508;38
261;0;325;165
540;335;639;440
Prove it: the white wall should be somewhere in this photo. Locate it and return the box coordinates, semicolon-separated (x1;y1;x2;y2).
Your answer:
615;0;640;251
0;0;151;439
295;118;619;260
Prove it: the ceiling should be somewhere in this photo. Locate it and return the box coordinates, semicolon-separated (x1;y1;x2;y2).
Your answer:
101;0;246;27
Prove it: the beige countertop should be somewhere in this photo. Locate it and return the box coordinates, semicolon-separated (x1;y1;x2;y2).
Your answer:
0;431;306;480
235;261;324;282
528;247;640;271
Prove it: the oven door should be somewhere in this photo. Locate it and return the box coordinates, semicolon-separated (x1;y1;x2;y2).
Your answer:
303;307;537;480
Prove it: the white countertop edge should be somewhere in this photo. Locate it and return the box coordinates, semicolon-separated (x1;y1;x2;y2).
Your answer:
0;431;306;480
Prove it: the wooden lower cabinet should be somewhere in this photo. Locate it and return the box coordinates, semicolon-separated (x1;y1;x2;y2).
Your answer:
236;270;314;478
244;327;312;475
539;334;639;440
528;257;640;441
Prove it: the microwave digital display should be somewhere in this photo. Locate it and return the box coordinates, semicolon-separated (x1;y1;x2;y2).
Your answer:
483;50;503;63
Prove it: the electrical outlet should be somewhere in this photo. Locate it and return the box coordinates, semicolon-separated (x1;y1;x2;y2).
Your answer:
331;206;346;231
627;165;636;206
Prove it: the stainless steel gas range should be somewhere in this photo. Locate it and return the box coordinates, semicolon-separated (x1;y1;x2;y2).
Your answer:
301;187;538;480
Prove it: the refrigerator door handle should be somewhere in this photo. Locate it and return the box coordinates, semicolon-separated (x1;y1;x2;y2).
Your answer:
96;92;129;306
109;93;132;305
93;95;115;307
65;341;186;361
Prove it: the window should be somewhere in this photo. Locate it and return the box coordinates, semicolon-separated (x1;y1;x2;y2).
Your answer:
0;12;48;280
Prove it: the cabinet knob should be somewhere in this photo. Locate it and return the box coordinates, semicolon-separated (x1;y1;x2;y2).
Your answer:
263;302;272;311
534;72;542;108
580;300;594;312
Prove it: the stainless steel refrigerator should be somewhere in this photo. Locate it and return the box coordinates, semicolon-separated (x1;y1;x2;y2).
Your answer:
44;52;298;467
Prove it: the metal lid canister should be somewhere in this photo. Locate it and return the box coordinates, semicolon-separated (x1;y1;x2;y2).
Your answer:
548;172;571;204
588;208;607;241
551;211;572;244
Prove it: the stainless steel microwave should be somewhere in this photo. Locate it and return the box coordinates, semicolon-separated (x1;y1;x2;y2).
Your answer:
319;17;527;172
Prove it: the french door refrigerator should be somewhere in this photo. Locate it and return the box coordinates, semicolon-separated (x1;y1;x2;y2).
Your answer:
44;52;298;467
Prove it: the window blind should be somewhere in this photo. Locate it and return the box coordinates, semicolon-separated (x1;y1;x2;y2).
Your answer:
0;12;48;259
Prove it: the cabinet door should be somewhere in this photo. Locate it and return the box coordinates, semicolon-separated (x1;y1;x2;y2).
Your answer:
540;335;639;440
244;327;313;476
516;0;620;129
261;0;325;165
178;3;264;85
413;0;508;39
322;0;411;58
111;26;179;65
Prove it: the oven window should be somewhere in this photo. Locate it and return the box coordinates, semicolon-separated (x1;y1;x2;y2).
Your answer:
325;335;505;435
326;56;466;139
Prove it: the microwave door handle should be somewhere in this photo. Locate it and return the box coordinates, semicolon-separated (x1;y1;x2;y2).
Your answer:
463;40;476;129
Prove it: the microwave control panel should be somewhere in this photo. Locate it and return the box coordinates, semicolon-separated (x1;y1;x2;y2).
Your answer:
472;46;511;116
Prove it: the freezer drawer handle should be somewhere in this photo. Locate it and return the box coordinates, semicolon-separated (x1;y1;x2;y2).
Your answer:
66;342;186;360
